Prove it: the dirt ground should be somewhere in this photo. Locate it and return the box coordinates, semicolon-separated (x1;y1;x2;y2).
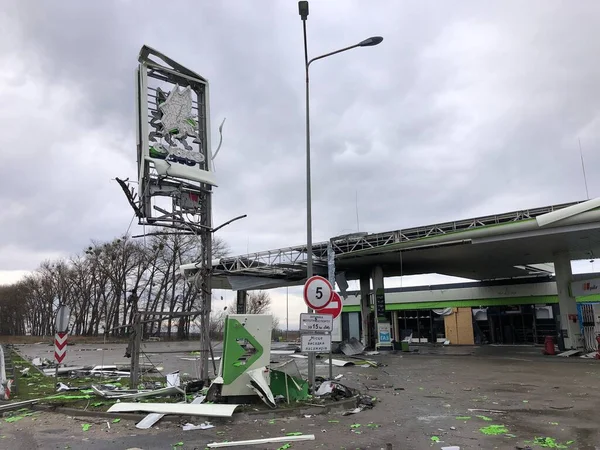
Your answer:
1;345;599;450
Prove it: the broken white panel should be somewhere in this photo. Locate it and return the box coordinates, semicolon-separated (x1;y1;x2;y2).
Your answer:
323;359;355;367
107;402;240;417
247;368;276;409
166;371;181;387
207;434;315;448
315;380;334;396
182;422;214;431
136;413;164;430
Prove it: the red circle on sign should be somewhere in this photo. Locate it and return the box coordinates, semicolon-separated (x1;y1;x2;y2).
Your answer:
303;276;334;310
316;292;342;319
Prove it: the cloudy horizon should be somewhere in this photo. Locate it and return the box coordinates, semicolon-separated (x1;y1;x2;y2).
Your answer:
1;0;599;328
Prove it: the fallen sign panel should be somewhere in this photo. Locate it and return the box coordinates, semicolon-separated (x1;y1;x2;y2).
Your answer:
107;402;240;418
207;434;315;448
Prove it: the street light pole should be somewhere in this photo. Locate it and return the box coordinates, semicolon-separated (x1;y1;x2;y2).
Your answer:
298;0;382;390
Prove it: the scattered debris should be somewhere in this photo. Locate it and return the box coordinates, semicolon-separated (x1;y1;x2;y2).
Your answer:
92;385;181;400
81;424;92;432
531;437;575;448
107;402;240;417
182;422;214;431
476;415;493;422
468;408;505;414
431;436;440;442
206;434;315;448
557;350;581;358
315;380;353;399
441;447;460;450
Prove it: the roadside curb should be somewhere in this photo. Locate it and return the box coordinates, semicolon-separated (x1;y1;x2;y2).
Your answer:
31;396;358;422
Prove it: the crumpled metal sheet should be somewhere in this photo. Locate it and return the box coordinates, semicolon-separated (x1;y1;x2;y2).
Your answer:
340;337;366;356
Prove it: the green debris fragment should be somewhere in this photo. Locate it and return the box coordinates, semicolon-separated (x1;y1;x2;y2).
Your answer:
328;420;340;423
91;402;104;407
523;400;529;403
431;436;440;442
476;415;493;422
268;419;276;424
533;437;573;448
479;425;508;435
419;387;424;390
456;416;471;420
367;423;380;428
5;416;24;423
278;445;292;450
286;432;302;436
46;394;92;400
172;443;184;448
112;419;121;424
350;424;361;428
81;424;91;432
549;422;559;425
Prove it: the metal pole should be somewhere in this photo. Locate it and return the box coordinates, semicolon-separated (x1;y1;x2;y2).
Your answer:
286;287;289;341
302;14;317;393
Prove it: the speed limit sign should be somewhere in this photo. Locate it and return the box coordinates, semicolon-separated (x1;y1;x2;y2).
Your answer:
303;276;333;310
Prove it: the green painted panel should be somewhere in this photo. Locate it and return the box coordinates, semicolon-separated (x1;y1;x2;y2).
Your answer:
577;294;600;302
343;295;558;312
221;318;264;385
269;370;309;402
342;293;600;313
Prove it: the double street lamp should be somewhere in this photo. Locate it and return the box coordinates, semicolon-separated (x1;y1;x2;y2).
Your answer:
298;0;383;388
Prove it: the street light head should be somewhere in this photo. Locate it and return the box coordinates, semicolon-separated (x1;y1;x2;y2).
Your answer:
298;1;309;20
358;36;384;47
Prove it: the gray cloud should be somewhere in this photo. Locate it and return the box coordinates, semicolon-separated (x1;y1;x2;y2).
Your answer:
1;0;600;315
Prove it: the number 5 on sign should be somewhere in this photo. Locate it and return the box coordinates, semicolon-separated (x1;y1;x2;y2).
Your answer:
303;276;333;310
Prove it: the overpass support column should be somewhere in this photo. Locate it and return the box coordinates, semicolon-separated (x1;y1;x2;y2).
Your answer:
236;290;247;314
372;265;385;348
359;272;371;346
553;252;581;349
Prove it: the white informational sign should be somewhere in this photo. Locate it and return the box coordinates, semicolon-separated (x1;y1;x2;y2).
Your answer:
571;277;600;297
301;334;332;352
377;322;392;347
300;313;333;332
303;276;333;310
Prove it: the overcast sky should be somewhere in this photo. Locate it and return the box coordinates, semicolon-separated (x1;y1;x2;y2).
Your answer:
1;0;599;328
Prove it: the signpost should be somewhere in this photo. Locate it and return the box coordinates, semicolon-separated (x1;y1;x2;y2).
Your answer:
303;275;333;390
54;305;70;377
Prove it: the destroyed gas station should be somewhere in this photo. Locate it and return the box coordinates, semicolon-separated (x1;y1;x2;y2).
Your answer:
2;2;600;449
